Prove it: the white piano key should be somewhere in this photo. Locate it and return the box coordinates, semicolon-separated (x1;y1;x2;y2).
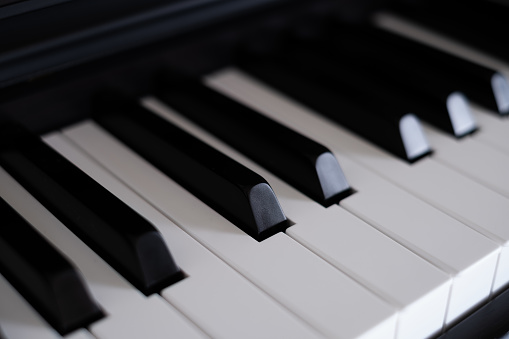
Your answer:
0;272;66;339
142;95;453;338
90;296;207;339
421;122;509;199
379;159;509;293
65;330;96;339
44;132;323;339
0;168;207;339
471;106;509;155
336;158;498;324
288;207;451;339
205;68;508;318
63;121;398;339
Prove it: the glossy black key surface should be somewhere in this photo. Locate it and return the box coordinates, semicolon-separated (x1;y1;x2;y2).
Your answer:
280;27;477;138
156;74;352;206
235;40;432;162
342;25;508;115
388;0;509;63
92;92;288;241
0;197;102;335
0;124;182;295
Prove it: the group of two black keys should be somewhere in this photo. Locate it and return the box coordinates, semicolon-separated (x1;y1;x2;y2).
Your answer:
1;19;504;336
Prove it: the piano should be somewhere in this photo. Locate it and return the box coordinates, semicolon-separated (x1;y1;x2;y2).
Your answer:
2;0;509;338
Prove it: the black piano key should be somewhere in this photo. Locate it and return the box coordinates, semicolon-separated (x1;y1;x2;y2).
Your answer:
341;25;509;115
282;27;476;138
236;42;432;162
389;0;509;63
0;124;182;295
92;92;288;241
0;197;102;335
155;73;352;207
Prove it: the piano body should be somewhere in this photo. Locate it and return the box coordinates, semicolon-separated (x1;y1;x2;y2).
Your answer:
2;0;509;338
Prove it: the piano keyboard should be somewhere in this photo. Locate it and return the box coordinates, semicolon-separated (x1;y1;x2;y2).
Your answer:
3;2;509;338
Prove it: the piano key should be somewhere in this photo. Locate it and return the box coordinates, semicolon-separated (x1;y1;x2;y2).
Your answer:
385;0;509;63
371;12;509;153
141;96;327;221
44;132;324;339
421;122;509;199
383;161;509;293
214;66;509;232
335;156;498;325
142;95;453;338
374;27;509;115
373;12;509;152
0;167;207;339
288;208;451;339
155;73;351;206
63;120;398;339
64;330;96;339
471;106;509;155
206;69;499;323
324;23;508;115
0;124;181;295
92;92;287;241
283;28;477;137
373;11;509;82
205;68;508;321
90;296;208;339
0;197;102;335
435;286;509;339
0;272;96;339
235;43;431;162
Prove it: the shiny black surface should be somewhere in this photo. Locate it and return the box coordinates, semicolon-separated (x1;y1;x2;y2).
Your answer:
157;74;352;206
0;196;102;334
236;38;432;162
0;124;182;295
93;92;289;241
